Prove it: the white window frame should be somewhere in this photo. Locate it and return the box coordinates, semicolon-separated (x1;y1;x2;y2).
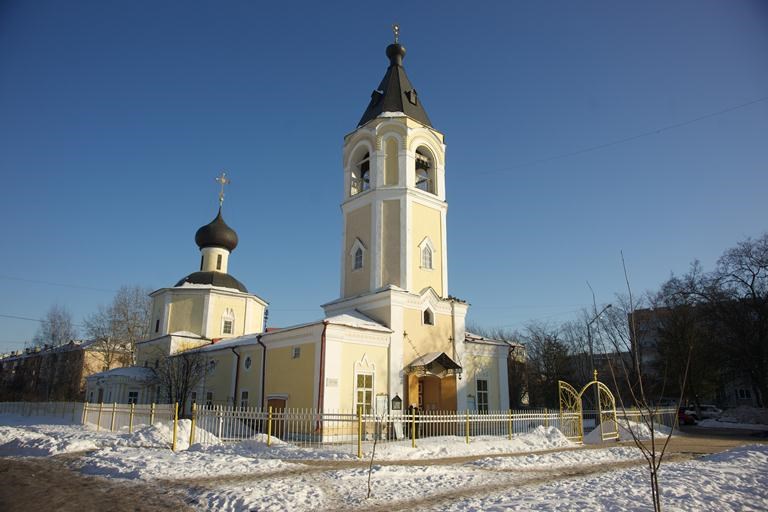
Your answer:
349;238;366;272
476;378;489;412
292;346;301;359
240;390;249;409
244;355;252;370
422;306;435;326
418;237;435;271
127;390;139;404
222;308;235;335
354;371;374;415
206;391;214;407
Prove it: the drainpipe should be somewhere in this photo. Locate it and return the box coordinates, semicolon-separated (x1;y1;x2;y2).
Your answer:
230;347;241;407
316;321;329;430
257;335;266;409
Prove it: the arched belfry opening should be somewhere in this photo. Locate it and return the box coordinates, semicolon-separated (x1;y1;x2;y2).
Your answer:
350;150;371;196
415;147;435;194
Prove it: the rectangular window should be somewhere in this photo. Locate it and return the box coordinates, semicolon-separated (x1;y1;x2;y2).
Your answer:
200;255;204;270
223;320;233;334
155;319;160;333
206;391;213;407
240;391;249;409
355;373;374;414
292;346;301;359
127;391;139;404
477;379;489;412
190;391;197;406
216;254;222;270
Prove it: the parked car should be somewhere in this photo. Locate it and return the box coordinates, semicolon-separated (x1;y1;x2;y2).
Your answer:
678;407;697;425
684;404;722;420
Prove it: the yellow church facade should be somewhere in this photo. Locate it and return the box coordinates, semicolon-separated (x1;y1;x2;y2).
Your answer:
87;37;513;419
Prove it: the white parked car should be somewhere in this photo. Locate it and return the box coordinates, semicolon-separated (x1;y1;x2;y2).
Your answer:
684;404;722;420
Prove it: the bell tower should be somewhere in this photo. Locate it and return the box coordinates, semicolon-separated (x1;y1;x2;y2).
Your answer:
339;32;448;300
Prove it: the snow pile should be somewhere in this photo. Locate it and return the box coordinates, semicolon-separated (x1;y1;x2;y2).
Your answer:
0;423;98;456
718;406;768;425
468;446;644;470
698;418;768;431
115;420;220;450
584;419;673;444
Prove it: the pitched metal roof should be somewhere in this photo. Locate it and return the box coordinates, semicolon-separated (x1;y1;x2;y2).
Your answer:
357;43;432;128
175;271;248;293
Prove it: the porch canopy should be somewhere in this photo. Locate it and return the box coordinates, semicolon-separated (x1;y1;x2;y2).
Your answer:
405;352;462;378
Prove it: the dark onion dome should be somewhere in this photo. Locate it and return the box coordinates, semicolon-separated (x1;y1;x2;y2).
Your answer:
195;208;238;252
357;42;432;128
175;271;248;293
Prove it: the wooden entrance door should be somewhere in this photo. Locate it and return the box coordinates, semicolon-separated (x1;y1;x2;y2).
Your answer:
267;398;286;439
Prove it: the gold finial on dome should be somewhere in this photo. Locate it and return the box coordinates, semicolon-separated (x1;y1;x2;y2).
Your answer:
215;171;230;207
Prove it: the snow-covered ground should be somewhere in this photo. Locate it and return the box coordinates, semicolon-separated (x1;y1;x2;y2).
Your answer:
2;414;768;511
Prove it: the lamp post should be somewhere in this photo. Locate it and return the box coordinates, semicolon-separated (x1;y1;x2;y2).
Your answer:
587;304;611;425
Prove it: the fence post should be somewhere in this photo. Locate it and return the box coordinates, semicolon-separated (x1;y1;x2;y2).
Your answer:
544;407;549;428
267;406;273;447
129;403;135;433
411;408;416;448
357;406;363;459
96;402;104;432
465;409;470;444
172;402;179;451
150;402;156;425
189;403;197;446
110;403;117;432
508;409;512;440
81;402;88;425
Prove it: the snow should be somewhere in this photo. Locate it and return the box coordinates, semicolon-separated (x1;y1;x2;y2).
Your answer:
584;419;674;444
377;111;405;118
88;366;156;380
2;414;767;511
698;419;768;431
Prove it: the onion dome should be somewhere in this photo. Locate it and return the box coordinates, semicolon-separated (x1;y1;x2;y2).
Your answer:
195;208;238;252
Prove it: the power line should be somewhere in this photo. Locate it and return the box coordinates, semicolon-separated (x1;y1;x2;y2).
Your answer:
476;95;768;175
0;313;86;328
0;274;116;293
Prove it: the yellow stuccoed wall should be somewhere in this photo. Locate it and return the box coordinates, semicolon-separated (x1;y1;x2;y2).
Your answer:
344;204;372;297
199;351;235;405
150;299;164;335
168;295;204;334
264;343;317;409
208;295;265;338
234;345;263;406
402;309;453;365
410;202;443;296
381;199;401;288
337;343;389;412
384;137;399;185
136;338;172;366
464;353;502;410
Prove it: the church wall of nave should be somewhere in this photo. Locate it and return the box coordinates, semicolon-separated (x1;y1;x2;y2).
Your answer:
168;294;204;334
324;337;389;413
401;308;453;366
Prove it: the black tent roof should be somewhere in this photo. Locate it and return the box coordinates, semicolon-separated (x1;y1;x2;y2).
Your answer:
357;43;432;128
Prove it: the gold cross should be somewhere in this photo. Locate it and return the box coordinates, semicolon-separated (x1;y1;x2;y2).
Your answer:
392;24;400;44
215;171;230;207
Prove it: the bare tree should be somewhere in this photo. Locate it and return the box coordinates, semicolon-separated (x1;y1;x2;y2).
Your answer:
85;285;151;365
601;254;691;512
32;304;77;347
522;322;572;408
153;350;211;414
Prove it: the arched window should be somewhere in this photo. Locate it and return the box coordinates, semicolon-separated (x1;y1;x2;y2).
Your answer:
423;308;434;325
415;147;435;194
354;248;363;270
350;238;366;271
350;151;371;196
421;245;433;270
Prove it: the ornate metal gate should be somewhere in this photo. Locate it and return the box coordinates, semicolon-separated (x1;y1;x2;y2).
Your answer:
558;371;617;443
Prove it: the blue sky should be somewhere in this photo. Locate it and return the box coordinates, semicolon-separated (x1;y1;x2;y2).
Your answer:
1;1;766;352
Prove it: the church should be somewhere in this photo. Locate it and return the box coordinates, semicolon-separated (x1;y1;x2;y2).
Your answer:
87;34;514;417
